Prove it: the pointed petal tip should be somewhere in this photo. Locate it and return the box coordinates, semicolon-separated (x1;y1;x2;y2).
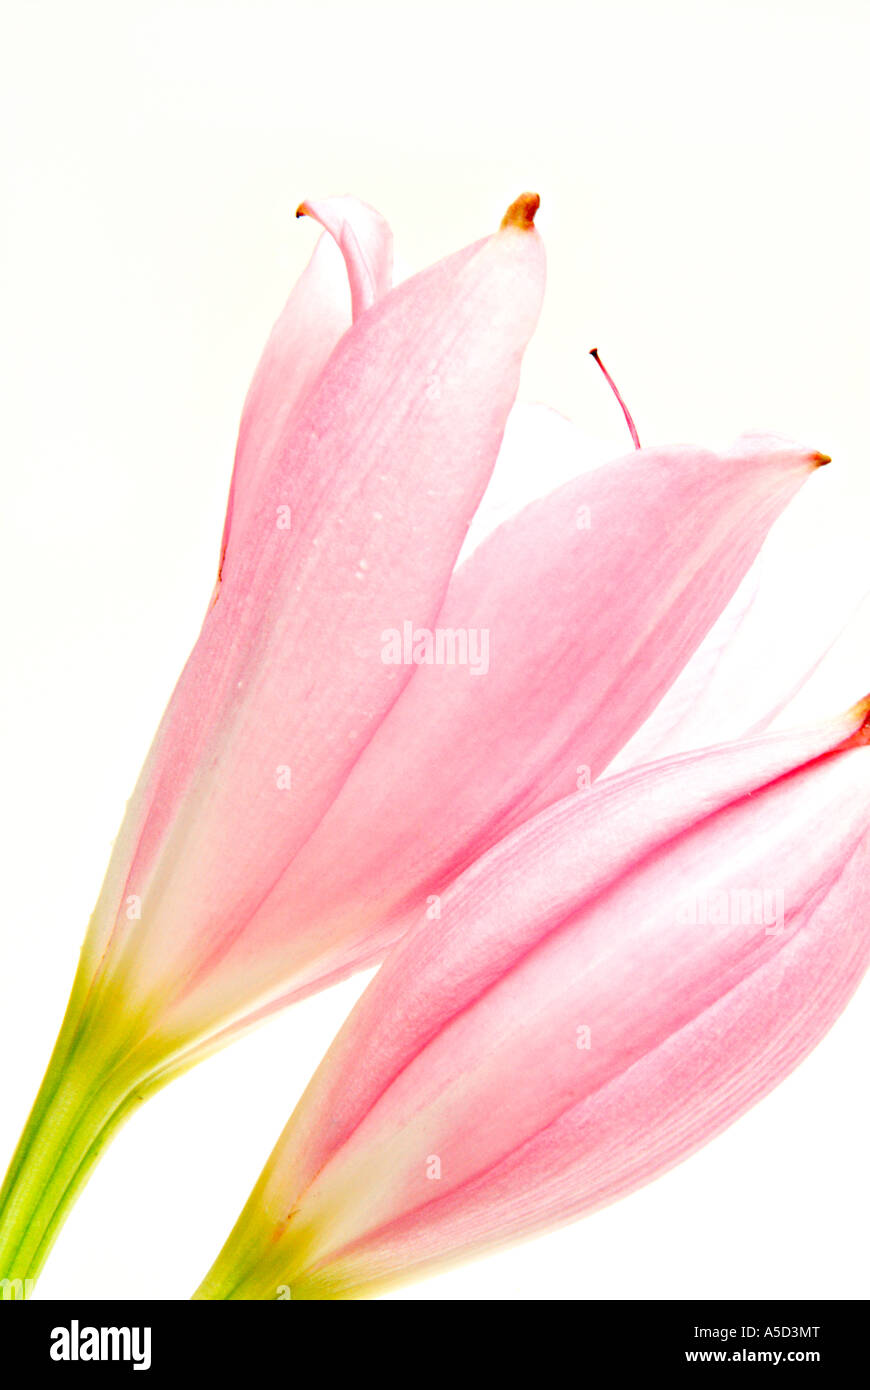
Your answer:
500;192;540;231
848;693;870;744
295;200;310;219
733;436;832;472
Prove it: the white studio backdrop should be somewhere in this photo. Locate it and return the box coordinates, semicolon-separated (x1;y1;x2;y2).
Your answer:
1;0;869;1299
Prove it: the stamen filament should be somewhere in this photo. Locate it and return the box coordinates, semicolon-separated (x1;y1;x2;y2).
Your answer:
590;347;641;450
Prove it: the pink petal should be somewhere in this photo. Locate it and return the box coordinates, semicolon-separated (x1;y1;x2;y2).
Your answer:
185;433;829;1025
607;558;763;771
296;196;393;321
89;207;545;1037
216;197;393;588
613;486;870;766
198;700;870;1298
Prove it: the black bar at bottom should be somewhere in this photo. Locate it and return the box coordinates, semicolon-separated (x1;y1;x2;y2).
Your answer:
0;1298;863;1374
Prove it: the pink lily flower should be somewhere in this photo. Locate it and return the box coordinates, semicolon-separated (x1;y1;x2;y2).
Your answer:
195;697;870;1300
0;191;830;1291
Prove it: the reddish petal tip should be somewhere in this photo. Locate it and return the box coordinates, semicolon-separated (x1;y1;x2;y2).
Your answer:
295;201;310;219
500;192;540;231
811;451;832;467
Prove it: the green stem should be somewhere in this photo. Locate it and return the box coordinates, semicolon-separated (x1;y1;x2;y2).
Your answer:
0;996;149;1296
0;937;254;1299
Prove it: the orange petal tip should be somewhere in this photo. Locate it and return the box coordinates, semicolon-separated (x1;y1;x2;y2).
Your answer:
848;693;870;744
811;451;832;467
500;192;540;231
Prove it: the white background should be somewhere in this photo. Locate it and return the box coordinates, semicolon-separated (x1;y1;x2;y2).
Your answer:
1;0;869;1300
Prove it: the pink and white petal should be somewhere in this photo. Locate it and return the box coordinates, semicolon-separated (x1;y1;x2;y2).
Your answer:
316;814;870;1298
615;569;867;762
217;198;394;582
96;213;545;1031
296;195;393;321
606;557;763;772
269;711;867;1295
613;470;870;764
250;700;868;1260
195;432;829;1019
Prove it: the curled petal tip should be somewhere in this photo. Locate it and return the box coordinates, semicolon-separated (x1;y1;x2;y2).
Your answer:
500;192;540;231
811;450;832;467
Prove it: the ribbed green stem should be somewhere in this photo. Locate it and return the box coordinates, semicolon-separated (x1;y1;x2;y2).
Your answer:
0;996;149;1296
